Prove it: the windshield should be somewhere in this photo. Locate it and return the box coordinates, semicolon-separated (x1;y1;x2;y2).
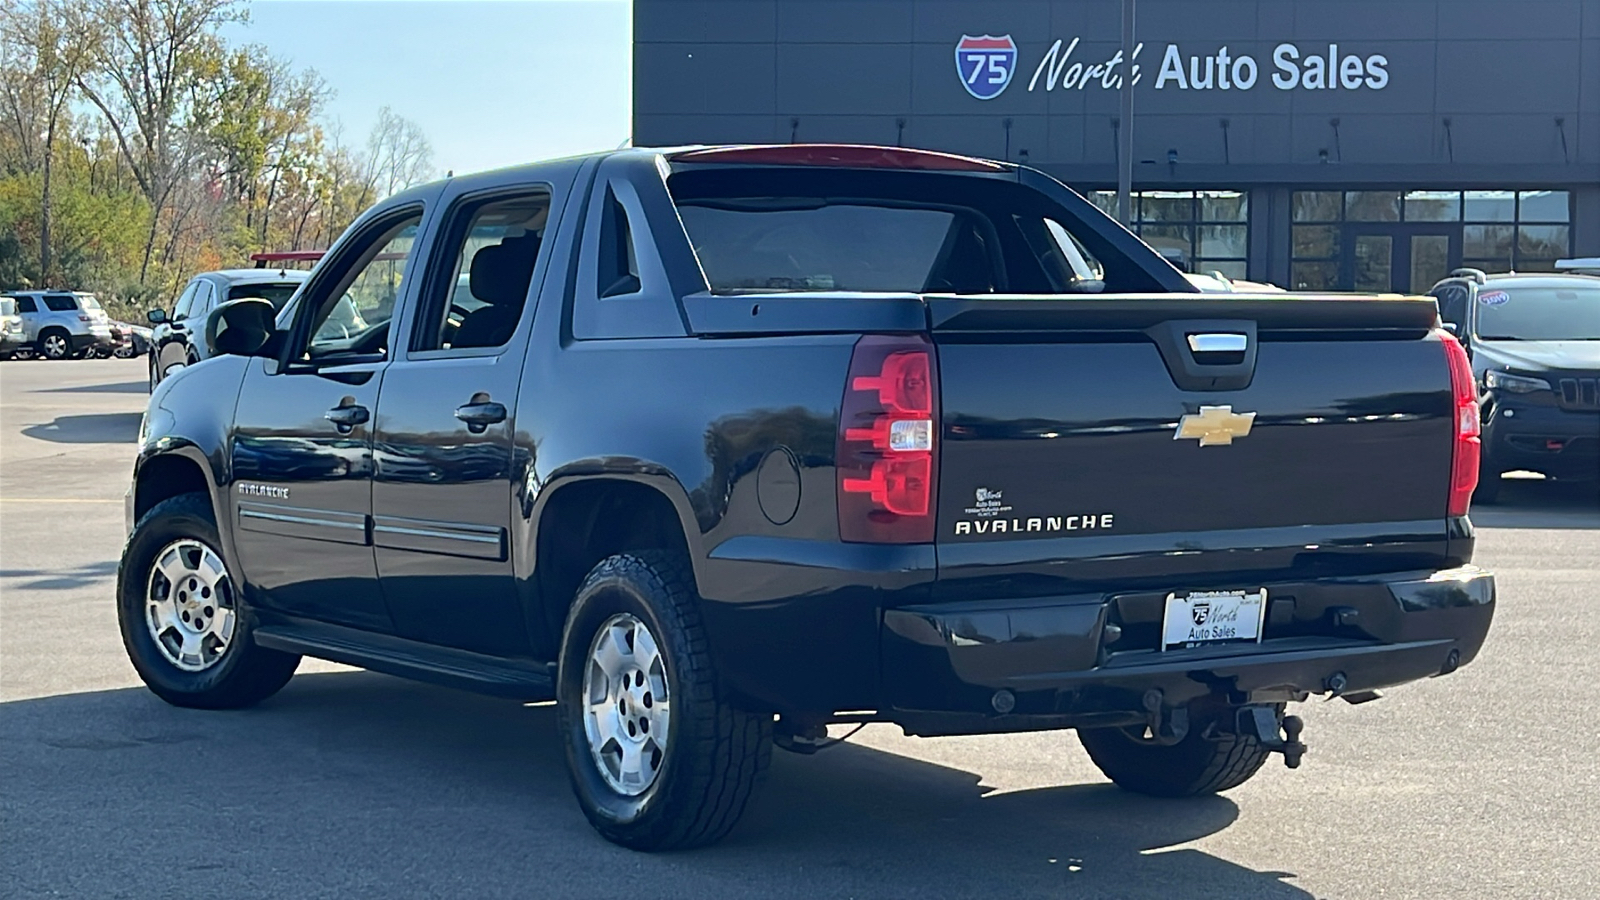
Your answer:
229;282;301;311
1474;284;1600;341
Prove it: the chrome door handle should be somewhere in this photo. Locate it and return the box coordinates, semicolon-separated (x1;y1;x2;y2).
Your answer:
454;400;507;433
324;404;370;432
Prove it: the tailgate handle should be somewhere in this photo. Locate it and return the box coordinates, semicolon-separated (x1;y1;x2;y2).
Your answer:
1147;319;1259;392
1187;333;1248;354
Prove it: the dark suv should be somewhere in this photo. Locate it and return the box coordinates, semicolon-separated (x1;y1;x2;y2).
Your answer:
1429;269;1600;502
148;269;308;390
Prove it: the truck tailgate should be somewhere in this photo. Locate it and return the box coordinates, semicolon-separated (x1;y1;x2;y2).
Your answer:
929;295;1457;594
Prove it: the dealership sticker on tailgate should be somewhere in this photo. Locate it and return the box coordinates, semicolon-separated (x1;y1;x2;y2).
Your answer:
1162;589;1268;650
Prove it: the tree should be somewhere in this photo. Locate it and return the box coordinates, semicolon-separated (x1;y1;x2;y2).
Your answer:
0;0;99;286
75;0;243;282
361;106;433;205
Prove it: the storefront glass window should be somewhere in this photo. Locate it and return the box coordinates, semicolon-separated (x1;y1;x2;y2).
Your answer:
1345;191;1401;222
1517;191;1569;223
1085;189;1251;277
1291;189;1572;289
1292;192;1341;223
1463;191;1515;222
1403;191;1460;222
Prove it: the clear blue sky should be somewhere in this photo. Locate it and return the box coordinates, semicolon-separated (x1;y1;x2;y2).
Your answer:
226;0;632;177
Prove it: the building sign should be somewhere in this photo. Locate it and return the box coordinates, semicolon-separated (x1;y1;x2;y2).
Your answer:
955;35;1019;100
956;35;1390;99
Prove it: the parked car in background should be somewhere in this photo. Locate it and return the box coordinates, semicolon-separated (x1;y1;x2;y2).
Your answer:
0;296;25;358
7;290;115;359
148;268;309;390
115;322;152;359
1429;268;1600;502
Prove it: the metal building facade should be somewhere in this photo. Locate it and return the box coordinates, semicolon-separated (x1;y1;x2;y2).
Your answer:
633;0;1600;291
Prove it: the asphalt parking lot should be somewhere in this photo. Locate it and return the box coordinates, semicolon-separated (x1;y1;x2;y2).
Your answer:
2;357;1598;900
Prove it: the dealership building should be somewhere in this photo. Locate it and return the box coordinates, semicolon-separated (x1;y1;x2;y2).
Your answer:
633;0;1600;292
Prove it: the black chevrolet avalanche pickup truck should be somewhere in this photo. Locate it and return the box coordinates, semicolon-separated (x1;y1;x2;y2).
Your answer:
121;144;1495;851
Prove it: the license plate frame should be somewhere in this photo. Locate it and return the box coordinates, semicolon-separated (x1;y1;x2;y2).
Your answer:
1161;588;1268;651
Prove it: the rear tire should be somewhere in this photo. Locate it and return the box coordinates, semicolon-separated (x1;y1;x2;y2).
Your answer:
118;492;300;709
1078;706;1275;797
557;550;771;851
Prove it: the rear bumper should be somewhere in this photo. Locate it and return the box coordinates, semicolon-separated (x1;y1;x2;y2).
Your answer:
880;566;1494;735
0;332;23;352
70;329;116;351
1483;401;1600;480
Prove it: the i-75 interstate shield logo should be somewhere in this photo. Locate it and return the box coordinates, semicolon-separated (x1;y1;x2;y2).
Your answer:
955;35;1017;100
1191;599;1212;626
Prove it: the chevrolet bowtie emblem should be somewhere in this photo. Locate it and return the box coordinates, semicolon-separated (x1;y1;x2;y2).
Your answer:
1175;405;1256;446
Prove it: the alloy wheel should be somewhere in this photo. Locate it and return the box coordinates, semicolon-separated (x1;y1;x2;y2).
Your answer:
582;613;671;796
145;539;237;672
41;334;68;359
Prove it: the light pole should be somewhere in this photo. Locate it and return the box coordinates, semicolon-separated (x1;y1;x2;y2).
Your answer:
1117;0;1136;228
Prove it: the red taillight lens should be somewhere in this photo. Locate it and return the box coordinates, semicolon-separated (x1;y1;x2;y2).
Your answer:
1441;332;1480;517
838;335;938;543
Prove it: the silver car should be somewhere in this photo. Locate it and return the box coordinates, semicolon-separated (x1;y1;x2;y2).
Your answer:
7;291;115;360
147;269;308;389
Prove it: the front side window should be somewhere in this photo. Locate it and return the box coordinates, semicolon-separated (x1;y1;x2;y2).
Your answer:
303;213;422;359
1474;284;1600;342
171;283;199;320
16;296;36;313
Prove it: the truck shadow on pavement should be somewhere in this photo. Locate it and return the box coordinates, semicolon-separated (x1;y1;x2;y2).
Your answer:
19;411;142;443
38;380;149;395
0;559;119;590
1;670;1311;899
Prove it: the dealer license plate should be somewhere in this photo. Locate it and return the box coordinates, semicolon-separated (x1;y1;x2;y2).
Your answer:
1162;589;1267;651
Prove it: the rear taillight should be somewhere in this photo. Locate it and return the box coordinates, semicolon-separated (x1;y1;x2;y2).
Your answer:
837;335;938;543
1442;332;1480;517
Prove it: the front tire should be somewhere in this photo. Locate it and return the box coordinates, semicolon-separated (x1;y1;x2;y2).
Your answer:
118;492;300;709
557;551;771;851
37;329;71;360
1078;705;1275;798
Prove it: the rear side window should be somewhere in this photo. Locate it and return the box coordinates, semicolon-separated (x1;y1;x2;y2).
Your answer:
414;190;549;352
228;282;301;312
43;295;77;311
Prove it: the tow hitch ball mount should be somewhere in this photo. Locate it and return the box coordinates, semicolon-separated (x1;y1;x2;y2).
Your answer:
1239;705;1307;768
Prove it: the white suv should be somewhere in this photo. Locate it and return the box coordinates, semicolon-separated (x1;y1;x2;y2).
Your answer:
7;291;115;360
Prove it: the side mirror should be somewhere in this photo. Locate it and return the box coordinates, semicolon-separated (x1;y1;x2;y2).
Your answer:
206;298;278;358
147;308;167;324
